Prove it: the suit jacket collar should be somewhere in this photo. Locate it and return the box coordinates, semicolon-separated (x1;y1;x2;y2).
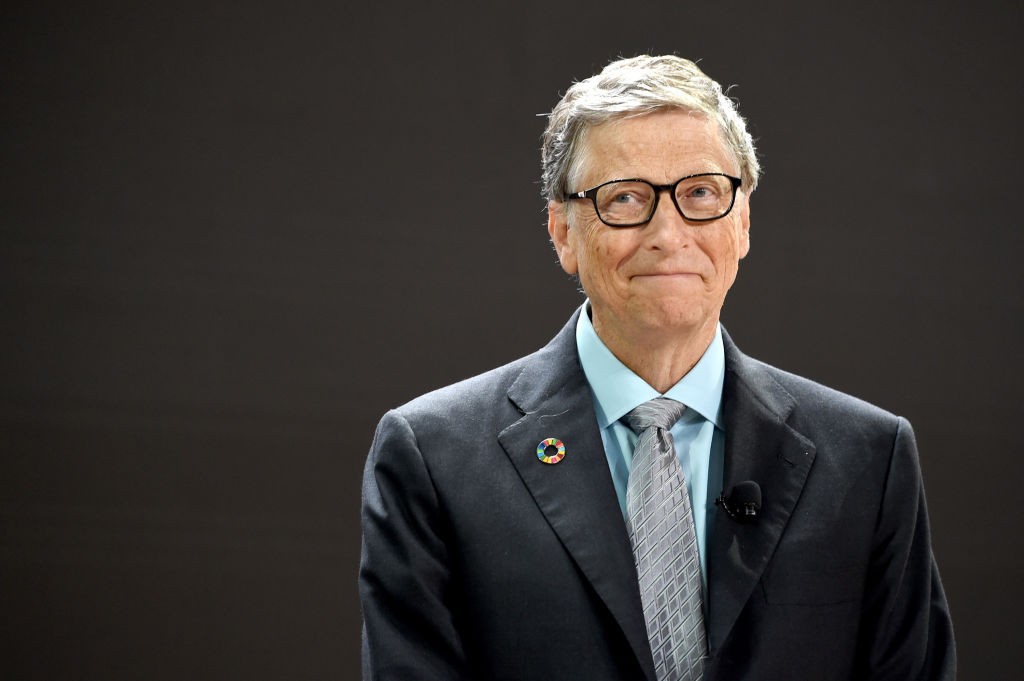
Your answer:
497;313;817;676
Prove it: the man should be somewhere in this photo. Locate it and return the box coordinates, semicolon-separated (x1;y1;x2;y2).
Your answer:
359;55;955;680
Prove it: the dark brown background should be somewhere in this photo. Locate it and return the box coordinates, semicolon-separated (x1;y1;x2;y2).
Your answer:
2;1;1021;678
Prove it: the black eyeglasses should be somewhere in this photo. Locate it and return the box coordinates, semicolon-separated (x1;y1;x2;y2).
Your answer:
566;172;742;227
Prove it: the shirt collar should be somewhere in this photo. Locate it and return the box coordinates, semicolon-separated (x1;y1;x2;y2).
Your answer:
575;301;725;429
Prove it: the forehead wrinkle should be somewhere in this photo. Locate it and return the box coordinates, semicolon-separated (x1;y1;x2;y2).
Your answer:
578;112;740;188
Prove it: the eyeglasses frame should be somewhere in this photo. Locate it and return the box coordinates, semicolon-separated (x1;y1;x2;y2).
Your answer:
565;172;743;227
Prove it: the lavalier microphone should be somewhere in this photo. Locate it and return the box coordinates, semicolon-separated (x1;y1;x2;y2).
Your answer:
715;481;762;522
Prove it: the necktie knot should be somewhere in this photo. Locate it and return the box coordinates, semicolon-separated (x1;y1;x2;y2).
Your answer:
624;397;687;434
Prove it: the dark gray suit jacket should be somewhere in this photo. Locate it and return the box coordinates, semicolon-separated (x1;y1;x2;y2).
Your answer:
360;311;955;680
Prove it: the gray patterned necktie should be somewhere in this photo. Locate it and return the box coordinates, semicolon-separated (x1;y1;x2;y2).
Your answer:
624;397;708;681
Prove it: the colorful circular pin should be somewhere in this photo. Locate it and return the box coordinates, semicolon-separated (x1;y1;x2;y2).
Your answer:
536;438;566;464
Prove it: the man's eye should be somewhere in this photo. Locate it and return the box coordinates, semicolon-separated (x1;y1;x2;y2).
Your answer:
684;185;717;200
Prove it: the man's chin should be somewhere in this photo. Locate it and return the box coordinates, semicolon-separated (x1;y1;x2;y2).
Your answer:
628;303;717;338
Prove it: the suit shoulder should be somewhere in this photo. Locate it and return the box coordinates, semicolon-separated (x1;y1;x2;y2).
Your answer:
388;352;533;424
375;312;581;445
739;354;903;430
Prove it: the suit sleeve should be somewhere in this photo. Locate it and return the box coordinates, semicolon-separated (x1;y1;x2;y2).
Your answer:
856;417;956;680
359;409;469;681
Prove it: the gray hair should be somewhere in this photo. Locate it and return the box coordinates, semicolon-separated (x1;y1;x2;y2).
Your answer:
541;55;760;202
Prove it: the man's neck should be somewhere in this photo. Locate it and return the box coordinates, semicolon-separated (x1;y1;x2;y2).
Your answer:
592;317;718;394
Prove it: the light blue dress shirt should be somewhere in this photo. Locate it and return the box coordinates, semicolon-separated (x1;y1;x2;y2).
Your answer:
575;303;725;587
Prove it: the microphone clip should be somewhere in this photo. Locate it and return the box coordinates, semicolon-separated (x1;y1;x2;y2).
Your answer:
715;481;762;523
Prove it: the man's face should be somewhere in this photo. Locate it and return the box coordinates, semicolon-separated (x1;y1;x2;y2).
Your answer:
548;109;751;349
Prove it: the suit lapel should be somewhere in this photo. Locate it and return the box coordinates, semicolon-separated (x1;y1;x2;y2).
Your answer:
706;331;817;653
497;311;657;681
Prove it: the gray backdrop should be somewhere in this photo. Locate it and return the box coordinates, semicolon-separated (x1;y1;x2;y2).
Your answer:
2;1;1021;679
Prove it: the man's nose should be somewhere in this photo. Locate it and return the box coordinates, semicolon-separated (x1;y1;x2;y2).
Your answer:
644;190;694;247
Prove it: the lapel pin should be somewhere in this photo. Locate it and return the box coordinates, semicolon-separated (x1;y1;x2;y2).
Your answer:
537;438;566;464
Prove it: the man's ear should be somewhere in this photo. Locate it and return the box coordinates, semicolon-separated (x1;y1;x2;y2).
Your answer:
737;192;752;260
547;201;578;275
